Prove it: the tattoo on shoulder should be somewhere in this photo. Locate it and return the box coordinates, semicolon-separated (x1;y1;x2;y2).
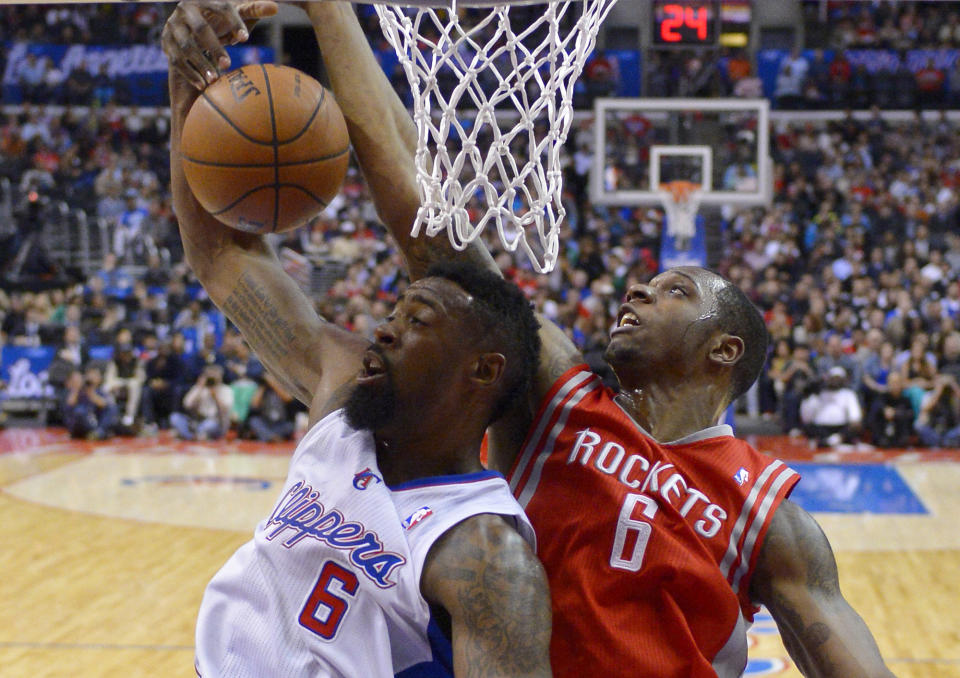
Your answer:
221;272;297;363
542;351;575;385
758;502;842;599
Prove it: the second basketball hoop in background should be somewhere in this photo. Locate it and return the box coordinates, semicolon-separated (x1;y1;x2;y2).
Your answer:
659;180;703;247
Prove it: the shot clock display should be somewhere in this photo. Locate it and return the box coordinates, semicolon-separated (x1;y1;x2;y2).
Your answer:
651;0;719;46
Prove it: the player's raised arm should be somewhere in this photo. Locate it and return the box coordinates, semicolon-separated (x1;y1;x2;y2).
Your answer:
422;513;553;678
299;1;499;281
299;1;582;470
749;500;896;678
163;0;367;412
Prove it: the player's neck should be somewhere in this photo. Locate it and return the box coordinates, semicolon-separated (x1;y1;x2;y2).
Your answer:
615;381;728;443
373;433;484;487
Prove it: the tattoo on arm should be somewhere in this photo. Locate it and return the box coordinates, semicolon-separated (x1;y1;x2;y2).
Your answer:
765;586;837;674
791;520;840;673
752;502;845;676
754;498;895;677
455;545;549;677
221;272;297;362
425;516;551;678
533;319;582;399
220;271;313;399
801;522;842;596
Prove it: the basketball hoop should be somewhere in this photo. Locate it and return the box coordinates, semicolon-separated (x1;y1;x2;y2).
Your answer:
658;180;702;243
32;0;615;273
375;0;619;273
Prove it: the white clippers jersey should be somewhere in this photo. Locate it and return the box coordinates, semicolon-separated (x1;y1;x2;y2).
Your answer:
195;409;535;678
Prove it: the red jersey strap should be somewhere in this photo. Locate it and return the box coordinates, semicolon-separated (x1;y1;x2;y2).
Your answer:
508;365;599;504
718;453;799;615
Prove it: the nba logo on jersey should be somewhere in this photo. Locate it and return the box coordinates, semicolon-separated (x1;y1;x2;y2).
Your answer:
734;467;750;486
353;467;382;490
402;506;433;530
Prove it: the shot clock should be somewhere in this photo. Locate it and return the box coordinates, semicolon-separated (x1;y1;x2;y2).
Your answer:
651;0;719;46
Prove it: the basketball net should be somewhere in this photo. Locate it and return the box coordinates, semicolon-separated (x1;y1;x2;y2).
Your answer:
658;180;702;245
375;0;618;273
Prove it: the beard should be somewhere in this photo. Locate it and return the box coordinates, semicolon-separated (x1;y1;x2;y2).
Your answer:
603;339;643;371
343;372;398;432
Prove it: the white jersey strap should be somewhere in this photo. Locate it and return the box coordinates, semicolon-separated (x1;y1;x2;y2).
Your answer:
391;470;536;582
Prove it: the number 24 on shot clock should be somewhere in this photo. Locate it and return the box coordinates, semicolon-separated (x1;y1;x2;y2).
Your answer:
652;0;718;46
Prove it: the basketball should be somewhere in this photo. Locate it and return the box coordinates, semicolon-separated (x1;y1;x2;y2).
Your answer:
180;64;350;234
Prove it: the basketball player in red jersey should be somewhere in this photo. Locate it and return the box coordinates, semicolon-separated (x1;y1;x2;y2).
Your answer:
170;2;894;677
502;268;896;677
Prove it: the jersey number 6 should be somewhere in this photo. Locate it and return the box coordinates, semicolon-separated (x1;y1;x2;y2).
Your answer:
299;560;359;640
609;493;658;572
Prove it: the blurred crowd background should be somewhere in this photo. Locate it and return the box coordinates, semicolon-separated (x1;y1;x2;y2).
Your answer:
2;1;960;451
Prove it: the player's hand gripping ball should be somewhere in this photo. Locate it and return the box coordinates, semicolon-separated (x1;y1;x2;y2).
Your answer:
181;63;350;234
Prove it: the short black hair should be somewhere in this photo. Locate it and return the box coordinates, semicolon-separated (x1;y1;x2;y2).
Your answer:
426;261;541;425
715;282;769;403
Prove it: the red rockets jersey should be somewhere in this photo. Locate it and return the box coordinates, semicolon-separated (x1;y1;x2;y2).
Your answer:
508;366;799;678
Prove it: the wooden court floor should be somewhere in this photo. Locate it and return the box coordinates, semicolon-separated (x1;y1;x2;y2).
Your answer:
0;426;958;677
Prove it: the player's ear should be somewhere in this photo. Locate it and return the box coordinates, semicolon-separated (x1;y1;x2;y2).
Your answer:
709;334;744;367
470;353;506;387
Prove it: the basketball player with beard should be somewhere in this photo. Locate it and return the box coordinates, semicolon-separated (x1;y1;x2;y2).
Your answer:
263;5;892;677
165;1;892;677
163;3;550;677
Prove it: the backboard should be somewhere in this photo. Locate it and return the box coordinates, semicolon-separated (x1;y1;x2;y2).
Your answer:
589;97;771;207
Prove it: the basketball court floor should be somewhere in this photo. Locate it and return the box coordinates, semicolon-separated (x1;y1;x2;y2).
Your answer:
1;426;957;677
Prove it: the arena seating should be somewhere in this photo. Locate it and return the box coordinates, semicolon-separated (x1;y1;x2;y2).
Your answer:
2;2;960;451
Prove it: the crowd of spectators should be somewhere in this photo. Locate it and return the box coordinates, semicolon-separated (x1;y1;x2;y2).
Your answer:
725;107;960;448
0;102;176;288
651;46;960;111
804;0;960;50
646;4;960;108
3;4;960;451
0;254;310;442
2;101;960;452
0;3;163;46
9;3;960;111
770;47;960;111
9;1;960;55
8;51;143;108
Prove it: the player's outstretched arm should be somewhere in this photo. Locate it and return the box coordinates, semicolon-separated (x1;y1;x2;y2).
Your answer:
300;0;582;470
299;1;500;282
750;500;896;678
422;514;553;678
163;0;367;412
